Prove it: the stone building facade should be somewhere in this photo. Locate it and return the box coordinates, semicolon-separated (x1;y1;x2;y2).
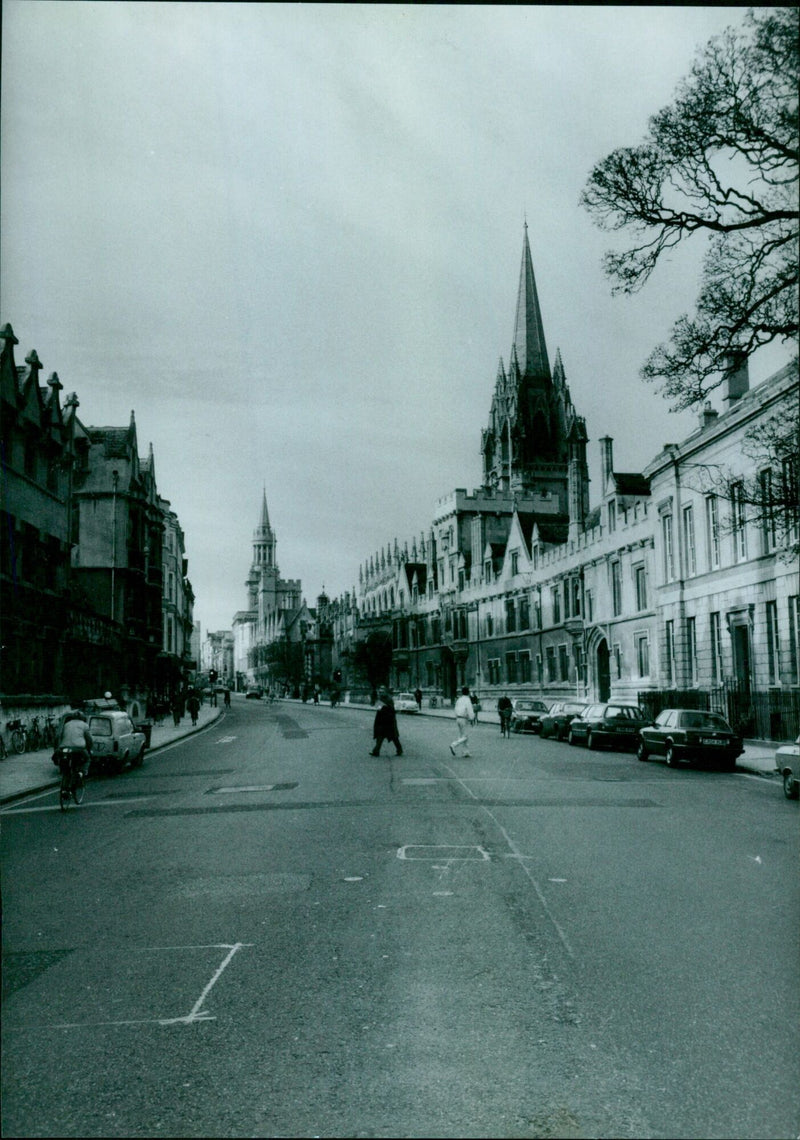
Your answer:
337;227;798;737
1;321;195;724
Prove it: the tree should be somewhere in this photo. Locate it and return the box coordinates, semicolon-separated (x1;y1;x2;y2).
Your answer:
581;7;798;410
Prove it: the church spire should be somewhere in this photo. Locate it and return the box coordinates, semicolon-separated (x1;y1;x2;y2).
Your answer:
260;486;270;530
512;221;550;380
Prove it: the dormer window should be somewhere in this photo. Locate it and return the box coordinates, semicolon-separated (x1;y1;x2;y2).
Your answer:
511;550;519;575
608;500;616;532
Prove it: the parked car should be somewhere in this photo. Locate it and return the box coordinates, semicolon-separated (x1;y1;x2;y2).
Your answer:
394;691;419;714
83;710;146;774
510;698;550;734
637;708;743;770
775;735;800;799
245;688;263;700
540;700;588;741
568;702;648;751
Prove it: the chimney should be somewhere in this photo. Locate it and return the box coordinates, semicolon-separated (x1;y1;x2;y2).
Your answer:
723;350;749;407
599;436;614;490
700;401;719;430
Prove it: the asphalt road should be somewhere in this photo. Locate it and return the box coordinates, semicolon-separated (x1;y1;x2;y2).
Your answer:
2;699;797;1139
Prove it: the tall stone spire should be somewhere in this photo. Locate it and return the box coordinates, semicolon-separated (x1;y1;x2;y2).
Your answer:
512;221;550;380
259;487;270;530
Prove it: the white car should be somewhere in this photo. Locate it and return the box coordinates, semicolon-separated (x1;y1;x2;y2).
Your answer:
775;735;800;800
394;691;419;713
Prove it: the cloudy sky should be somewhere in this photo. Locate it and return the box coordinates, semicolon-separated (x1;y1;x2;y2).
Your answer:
2;3;788;636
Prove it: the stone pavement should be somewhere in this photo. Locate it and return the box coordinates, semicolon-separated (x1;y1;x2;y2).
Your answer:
0;701;224;805
0;695;781;806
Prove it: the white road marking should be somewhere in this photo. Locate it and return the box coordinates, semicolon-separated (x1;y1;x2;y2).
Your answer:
159;941;246;1026
397;844;490;861
216;736;237;743
213;785;278;793
438;761;576;959
4;942;252;1033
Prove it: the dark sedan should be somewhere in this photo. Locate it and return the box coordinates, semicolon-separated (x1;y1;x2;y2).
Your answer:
568;702;648;751
540;700;588;741
510;698;550;734
637;708;743;770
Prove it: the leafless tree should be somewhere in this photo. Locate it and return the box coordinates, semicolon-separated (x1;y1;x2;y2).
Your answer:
581;7;798;411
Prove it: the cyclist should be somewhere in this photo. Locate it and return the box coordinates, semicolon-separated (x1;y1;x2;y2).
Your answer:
56;710;93;780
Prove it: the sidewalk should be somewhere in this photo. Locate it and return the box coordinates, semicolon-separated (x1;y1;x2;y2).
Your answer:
0;702;224;806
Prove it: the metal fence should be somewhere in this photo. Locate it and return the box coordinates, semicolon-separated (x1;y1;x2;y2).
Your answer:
638;684;800;742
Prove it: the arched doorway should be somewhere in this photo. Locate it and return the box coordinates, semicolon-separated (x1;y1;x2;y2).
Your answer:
596;639;611;701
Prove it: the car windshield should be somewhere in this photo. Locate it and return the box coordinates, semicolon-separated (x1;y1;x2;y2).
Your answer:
398;693;415;701
517;701;546;711
606;706;643;719
678;711;731;730
88;717;112;736
564;703;586;714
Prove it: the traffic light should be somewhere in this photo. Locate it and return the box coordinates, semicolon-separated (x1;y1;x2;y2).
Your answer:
209;669;218;683
333;669;342;683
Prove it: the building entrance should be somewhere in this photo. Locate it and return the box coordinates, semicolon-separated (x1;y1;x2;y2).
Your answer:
596;639;610;701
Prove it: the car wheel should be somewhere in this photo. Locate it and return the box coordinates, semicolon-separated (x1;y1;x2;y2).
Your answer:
130;747;145;769
568;728;577;746
784;770;799;800
665;744;679;768
587;730;600;751
637;741;649;762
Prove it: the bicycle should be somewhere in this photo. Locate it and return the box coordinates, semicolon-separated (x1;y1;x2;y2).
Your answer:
55;748;86;811
0;733;7;761
6;718;27;755
43;715;59;749
27;716;43;751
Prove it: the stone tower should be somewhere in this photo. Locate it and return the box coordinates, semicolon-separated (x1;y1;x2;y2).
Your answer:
246;489;277;609
481;224;588;520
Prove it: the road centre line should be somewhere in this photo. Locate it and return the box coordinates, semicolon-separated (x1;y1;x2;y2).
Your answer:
441;760;575;960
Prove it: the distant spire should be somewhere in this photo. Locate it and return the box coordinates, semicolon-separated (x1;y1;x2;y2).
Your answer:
260;487;271;530
512;223;550;380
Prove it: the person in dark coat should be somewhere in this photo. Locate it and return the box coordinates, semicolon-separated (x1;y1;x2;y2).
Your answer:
370;688;403;757
187;692;200;726
414;687;423;711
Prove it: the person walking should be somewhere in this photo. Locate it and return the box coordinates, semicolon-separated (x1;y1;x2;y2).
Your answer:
187;691;200;726
497;694;512;737
450;686;475;757
223;688;231;708
370;688;403;757
414;687;423;711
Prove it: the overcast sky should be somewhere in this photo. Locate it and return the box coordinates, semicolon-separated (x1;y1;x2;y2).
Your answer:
2;3;789;636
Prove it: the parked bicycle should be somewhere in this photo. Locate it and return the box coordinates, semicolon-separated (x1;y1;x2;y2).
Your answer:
27;716;44;752
43;715;59;748
6;719;27;755
0;733;7;761
55;748;86;811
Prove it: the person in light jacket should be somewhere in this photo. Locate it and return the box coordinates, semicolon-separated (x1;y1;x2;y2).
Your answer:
450;687;475;757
